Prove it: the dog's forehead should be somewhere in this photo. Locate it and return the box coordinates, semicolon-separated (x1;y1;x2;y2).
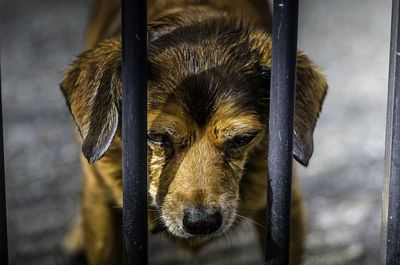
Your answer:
147;16;270;130
147;62;269;133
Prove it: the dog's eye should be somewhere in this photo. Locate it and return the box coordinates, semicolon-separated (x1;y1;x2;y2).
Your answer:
147;133;172;148
225;134;257;150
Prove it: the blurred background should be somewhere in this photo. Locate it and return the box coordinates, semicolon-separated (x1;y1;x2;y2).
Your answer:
0;0;391;264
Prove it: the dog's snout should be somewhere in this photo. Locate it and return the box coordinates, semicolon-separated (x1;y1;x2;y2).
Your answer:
182;206;222;235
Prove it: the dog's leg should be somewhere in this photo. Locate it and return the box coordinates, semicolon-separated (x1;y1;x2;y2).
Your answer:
63;213;87;265
253;174;306;265
81;166;122;265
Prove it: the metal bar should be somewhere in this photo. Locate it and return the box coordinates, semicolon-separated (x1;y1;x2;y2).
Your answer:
266;0;299;264
0;64;8;265
121;0;148;265
381;0;400;263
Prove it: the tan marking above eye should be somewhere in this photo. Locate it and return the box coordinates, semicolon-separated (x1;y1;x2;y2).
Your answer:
207;115;264;145
148;110;196;145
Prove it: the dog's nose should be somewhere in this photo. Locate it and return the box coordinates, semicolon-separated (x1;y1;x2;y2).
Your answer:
182;206;222;235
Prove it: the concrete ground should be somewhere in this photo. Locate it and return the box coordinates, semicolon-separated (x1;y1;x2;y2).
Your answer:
0;0;392;264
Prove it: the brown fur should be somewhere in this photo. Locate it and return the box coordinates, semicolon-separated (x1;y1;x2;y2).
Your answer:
60;1;327;264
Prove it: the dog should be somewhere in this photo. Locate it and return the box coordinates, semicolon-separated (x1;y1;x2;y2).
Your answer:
60;0;327;264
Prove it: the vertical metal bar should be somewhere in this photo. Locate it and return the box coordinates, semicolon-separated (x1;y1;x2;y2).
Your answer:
266;0;298;264
0;64;8;265
121;0;148;265
382;0;400;263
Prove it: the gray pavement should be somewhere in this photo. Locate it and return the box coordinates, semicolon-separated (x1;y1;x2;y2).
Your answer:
0;0;392;264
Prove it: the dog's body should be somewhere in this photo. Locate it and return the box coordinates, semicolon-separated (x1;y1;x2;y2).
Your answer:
61;1;327;265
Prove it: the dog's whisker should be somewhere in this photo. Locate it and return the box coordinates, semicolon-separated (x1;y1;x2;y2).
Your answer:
236;214;265;230
234;220;247;236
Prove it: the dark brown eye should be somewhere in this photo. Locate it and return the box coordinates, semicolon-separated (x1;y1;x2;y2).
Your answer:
147;132;172;148
225;134;257;150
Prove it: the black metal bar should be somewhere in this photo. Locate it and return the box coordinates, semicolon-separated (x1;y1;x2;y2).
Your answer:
121;0;148;265
382;0;400;263
0;65;8;264
266;0;299;264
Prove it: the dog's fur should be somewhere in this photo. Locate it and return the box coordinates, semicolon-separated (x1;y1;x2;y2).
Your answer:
60;1;327;264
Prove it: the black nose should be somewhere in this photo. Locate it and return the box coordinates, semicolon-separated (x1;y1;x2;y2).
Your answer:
182;206;223;235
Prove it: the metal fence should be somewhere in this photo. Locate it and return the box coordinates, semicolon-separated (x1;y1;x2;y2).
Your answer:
1;0;400;264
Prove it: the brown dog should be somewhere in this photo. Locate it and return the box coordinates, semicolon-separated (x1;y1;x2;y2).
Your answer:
60;0;327;264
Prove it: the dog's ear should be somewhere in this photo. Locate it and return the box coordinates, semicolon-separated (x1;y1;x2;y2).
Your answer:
60;38;122;164
291;52;327;166
252;33;327;166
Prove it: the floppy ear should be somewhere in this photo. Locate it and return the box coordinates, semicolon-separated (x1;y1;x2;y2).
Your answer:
292;52;327;166
60;38;122;164
251;33;327;166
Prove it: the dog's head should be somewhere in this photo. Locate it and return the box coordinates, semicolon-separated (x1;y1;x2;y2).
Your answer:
61;9;327;242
